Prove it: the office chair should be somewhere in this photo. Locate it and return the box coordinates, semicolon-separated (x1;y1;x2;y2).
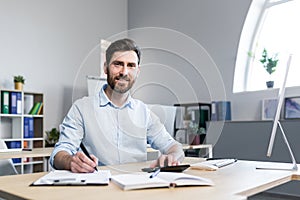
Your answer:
147;104;177;137
0;140;18;176
147;104;177;160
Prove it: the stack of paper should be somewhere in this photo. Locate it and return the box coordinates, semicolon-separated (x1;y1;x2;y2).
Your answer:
31;170;111;186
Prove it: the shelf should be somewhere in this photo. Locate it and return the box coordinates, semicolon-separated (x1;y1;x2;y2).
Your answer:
23;160;44;165
0;114;22;118
23;138;44;141
0;89;45;174
23;114;43;118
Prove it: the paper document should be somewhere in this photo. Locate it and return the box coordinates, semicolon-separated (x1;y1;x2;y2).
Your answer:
31;170;111;186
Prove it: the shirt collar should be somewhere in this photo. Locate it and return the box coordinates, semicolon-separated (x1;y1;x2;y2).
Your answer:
99;84;134;109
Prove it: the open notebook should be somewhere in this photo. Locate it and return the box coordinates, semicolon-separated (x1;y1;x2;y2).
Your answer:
30;170;111;186
111;172;214;190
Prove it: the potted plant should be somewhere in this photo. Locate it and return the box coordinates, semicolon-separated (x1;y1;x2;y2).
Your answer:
14;75;25;90
45;128;60;147
188;122;205;145
259;48;279;88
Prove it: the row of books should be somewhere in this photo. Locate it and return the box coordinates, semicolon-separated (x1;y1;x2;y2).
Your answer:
1;91;43;115
6;141;22;163
1;91;22;114
24;117;34;138
28;102;43;115
211;101;232;121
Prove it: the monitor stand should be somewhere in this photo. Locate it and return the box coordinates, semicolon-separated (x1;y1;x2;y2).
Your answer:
256;121;298;171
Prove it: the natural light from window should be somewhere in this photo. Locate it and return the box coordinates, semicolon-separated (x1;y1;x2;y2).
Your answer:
235;0;300;92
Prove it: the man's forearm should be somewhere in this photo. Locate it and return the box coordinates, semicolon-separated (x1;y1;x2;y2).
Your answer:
53;151;73;170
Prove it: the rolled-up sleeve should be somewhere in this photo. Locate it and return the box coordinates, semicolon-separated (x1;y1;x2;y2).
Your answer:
49;101;84;168
147;110;182;154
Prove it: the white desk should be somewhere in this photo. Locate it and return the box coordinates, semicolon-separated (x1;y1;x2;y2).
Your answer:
0;148;53;160
1;158;299;200
0;147;54;172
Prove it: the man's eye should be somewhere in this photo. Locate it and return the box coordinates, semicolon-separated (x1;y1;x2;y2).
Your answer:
127;63;136;68
113;61;122;66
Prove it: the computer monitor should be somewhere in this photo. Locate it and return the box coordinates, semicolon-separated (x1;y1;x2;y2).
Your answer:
257;54;298;171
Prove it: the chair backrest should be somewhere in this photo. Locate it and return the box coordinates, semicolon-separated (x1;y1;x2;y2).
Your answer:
86;76;106;96
147;104;177;137
0;140;18;176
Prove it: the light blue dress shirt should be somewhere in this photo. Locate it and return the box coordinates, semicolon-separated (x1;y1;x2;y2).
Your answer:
50;84;180;167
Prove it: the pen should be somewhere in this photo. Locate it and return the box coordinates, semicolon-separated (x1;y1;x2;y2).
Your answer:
149;168;160;179
80;142;98;171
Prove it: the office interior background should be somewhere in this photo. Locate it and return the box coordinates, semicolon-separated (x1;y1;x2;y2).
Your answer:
1;0;300;197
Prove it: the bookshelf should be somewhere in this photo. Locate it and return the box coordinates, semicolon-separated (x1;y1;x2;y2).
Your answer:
174;102;211;157
0;89;44;174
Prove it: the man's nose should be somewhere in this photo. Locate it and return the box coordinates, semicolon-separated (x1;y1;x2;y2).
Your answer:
120;66;128;76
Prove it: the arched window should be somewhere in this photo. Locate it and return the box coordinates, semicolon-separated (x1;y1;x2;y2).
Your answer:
234;0;300;92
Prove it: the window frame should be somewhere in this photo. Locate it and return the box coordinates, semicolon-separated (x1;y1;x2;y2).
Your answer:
233;0;294;93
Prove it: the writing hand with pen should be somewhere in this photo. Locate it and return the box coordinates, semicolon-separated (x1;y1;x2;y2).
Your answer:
55;150;98;173
69;151;98;173
71;143;98;173
56;143;98;173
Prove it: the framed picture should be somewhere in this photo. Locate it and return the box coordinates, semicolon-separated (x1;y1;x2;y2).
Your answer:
262;98;278;120
284;97;300;119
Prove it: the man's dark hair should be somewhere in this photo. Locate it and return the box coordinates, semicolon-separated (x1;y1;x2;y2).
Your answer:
106;38;141;65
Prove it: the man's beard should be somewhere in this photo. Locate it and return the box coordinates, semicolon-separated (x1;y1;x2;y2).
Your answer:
107;73;135;94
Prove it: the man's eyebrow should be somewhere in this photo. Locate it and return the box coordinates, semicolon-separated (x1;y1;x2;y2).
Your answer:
127;62;137;66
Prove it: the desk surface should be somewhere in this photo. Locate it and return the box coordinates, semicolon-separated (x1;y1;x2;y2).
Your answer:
0;147;54;159
0;158;299;200
0;145;211;159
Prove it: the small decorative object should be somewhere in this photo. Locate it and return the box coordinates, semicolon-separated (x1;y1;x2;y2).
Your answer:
187;122;205;145
14;75;25;90
45;128;60;147
183;113;192;129
262;98;278;120
284;97;300;119
260;48;279;88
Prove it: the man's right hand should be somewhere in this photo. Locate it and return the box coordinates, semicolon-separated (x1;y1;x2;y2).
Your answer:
54;151;98;173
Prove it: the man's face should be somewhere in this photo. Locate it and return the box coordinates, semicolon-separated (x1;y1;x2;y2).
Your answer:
105;51;140;93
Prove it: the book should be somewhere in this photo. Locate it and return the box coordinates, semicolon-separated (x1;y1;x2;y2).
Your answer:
24;117;29;138
217;101;231;121
36;102;43;115
16;92;22;114
210;101;232;121
31;170;111;186
29;102;41;115
24;94;34;114
24;117;34;138
211;101;217;121
28;117;34;138
1;91;9;114
9;92;17;114
7;141;22;163
111;172;214;190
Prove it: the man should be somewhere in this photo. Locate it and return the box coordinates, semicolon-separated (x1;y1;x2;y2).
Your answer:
50;38;184;173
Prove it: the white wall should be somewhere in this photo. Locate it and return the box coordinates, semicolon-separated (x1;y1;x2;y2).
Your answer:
127;0;300;121
0;0;128;130
2;0;299;131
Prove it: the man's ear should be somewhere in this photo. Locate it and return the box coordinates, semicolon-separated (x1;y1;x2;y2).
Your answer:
104;62;108;74
136;65;141;78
